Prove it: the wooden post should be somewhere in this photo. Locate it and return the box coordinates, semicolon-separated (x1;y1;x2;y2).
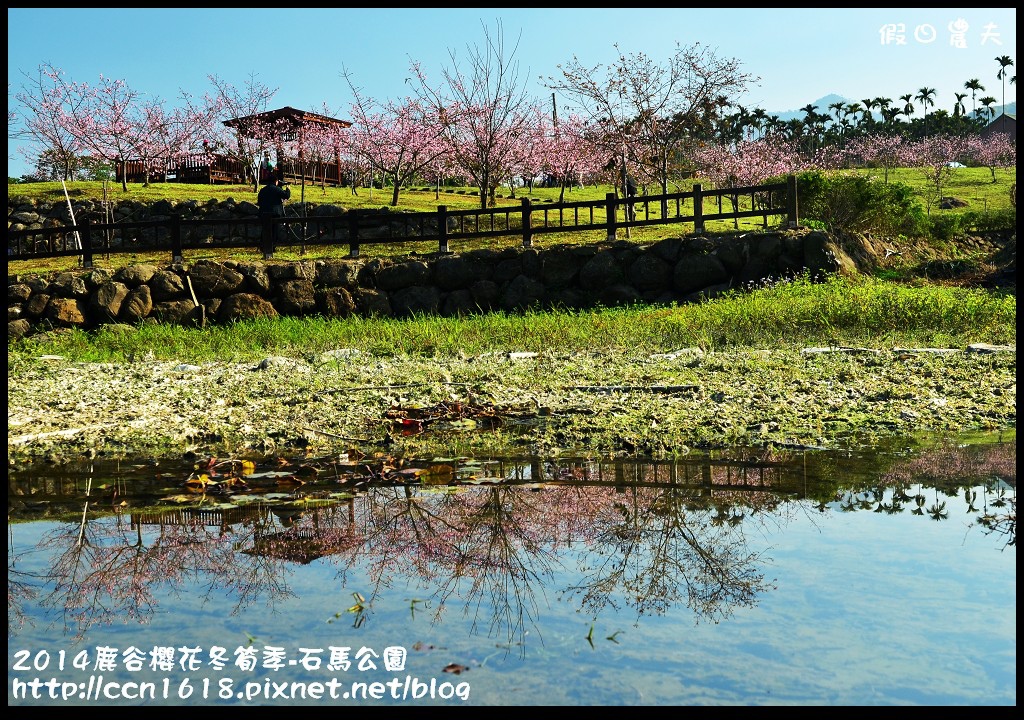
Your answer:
79;218;93;268
438;205;449;254
605;191;618;241
170;214;183;264
521;197;533;248
693;184;704;234
348;210;360;258
786;174;799;228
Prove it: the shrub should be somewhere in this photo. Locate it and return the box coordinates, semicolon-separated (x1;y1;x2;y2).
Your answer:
928;214;964;242
927;208;1015;241
957;208;1016;233
790;171;929;237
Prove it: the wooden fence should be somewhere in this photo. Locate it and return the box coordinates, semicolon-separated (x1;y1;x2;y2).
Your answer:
117;153;346;187
117;154;249;185
8;176;798;266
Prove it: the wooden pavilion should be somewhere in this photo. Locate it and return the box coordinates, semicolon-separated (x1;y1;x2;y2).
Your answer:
115;106;352;186
223;105;353;186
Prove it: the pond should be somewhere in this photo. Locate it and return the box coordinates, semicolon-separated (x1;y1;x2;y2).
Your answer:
7;431;1016;706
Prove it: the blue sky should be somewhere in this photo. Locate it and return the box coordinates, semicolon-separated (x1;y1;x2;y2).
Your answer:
7;7;1016;178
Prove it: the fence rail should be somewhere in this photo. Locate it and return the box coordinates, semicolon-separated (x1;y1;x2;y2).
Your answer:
8;176;798;265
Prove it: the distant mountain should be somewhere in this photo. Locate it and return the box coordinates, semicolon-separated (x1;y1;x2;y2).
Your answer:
765;94;1016;122
767;94;849;122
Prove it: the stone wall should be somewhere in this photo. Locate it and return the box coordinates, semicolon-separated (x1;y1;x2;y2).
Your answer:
8;228;849;338
8;193;412;249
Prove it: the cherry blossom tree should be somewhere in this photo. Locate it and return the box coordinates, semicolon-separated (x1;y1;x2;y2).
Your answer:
904;134;974;209
68;74;157;191
290;103;351;194
541;112;607;202
545;42;756;201
967;132;1016;183
344;70;449;207
13;63;89;181
845;134;912;182
175;88;229;164
408;20;540;209
205;73;279;191
691;133;802;227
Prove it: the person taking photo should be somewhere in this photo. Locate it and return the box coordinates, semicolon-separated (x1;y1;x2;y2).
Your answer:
257;174;291;243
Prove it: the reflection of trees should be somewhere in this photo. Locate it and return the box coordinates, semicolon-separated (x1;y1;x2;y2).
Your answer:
336;485;583;648
978;486;1016;550
441;485;626;647
37;505;299;641
14;438;1014;645
341;460;782;639
565;484;773;624
847;439;1016;544
8;525;40;636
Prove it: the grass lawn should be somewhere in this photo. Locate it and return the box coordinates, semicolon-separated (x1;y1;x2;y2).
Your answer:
6;165;1016;275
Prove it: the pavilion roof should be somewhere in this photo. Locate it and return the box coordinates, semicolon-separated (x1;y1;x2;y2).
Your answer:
223;106;352;134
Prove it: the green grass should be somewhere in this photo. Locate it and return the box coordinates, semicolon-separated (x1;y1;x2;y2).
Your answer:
9;164;1014;212
874;165;1016;212
10;274;1014;365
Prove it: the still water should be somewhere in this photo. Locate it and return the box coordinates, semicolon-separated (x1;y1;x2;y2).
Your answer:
7;433;1016;706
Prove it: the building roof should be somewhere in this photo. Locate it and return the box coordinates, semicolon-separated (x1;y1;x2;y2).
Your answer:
223;106;352;132
985;112;1016;124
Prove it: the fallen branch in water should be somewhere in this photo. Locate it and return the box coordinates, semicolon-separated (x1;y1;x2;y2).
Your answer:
301;427;373;442
567;385;699;394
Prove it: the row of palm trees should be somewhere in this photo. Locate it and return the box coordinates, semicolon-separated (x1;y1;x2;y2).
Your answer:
718;57;1014;154
720;93;988;152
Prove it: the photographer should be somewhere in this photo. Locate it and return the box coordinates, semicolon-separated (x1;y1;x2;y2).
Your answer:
257;175;291;244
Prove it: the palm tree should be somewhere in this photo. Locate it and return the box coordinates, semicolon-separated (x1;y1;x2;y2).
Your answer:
827;101;845;130
995;55;1014;116
899;93;915;120
881;105;901;128
915;87;937;135
844;102;862;125
953;92;968;117
979;96;998;121
964;78;985;119
875;97;894;129
859;97;879;129
749;107;768;139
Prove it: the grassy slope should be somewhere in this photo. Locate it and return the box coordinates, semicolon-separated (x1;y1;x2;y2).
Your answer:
7;166;1016;275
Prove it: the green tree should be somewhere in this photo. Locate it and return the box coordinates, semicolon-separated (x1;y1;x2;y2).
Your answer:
953;93;968;118
915;87;937;136
899;94;916;123
995;55;1014;116
979;96;998;121
963;78;985;119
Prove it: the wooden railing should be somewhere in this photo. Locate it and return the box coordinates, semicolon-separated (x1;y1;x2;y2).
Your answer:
7;176;798;265
276;156;345;187
117;154;249;185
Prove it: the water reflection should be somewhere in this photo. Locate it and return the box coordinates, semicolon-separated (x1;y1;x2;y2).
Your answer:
9;436;1015;652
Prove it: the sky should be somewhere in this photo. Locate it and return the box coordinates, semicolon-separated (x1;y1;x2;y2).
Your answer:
7;7;1017;179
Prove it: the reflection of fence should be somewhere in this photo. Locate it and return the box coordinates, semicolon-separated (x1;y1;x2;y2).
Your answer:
463;455;818;496
131;504;270;530
8;176;798;264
